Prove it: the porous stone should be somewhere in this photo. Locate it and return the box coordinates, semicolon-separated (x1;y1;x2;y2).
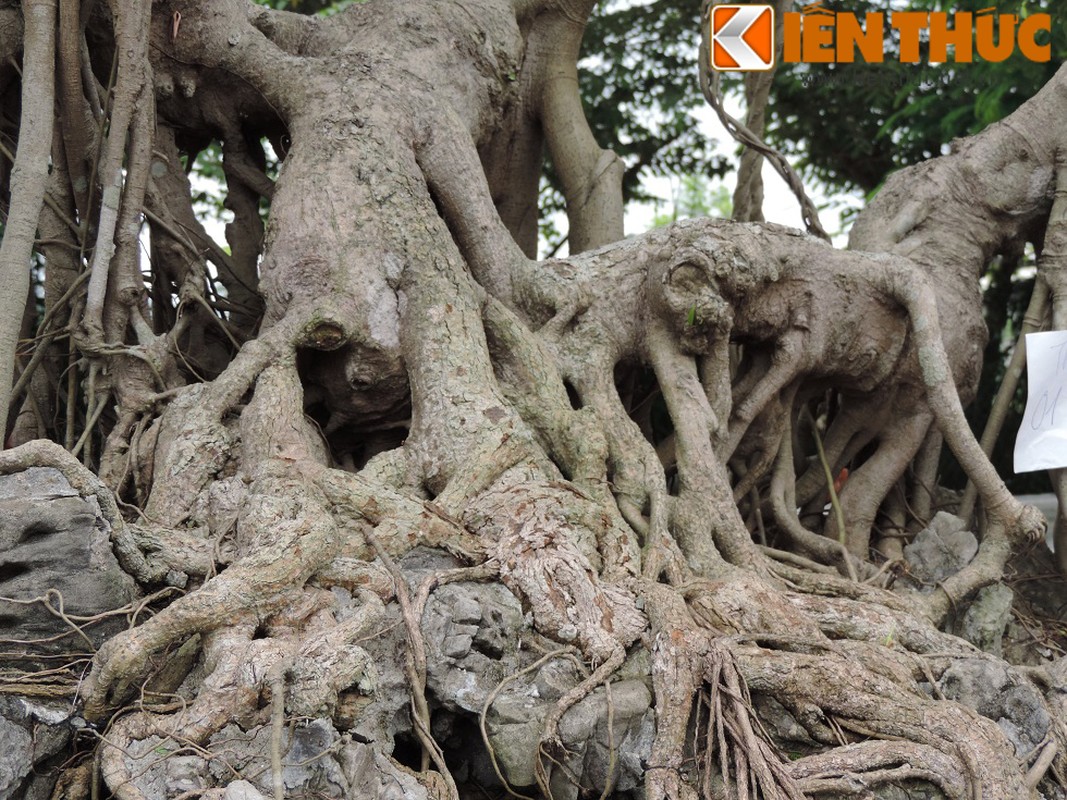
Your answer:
222;780;267;800
903;512;978;588
0;467;139;655
937;658;1049;756
957;583;1013;656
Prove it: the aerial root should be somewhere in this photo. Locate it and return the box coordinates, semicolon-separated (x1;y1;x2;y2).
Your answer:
768;421;859;581
702;644;806;800
1025;738;1059;789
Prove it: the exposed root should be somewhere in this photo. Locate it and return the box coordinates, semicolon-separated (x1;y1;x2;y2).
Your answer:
6;2;1062;798
735;643;1033;798
790;741;968;797
642;583;805;800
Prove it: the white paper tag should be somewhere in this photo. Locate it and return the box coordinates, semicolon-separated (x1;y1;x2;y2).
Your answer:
1014;331;1067;473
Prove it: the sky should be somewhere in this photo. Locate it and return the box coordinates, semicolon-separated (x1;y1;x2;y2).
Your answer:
622;96;863;247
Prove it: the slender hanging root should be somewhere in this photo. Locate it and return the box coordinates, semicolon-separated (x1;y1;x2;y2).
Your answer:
768;411;859;580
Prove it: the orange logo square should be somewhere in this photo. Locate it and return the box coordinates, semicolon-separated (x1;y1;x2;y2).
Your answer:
710;5;775;71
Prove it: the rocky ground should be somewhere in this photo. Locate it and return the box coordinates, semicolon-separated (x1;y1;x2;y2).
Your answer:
0;467;1065;799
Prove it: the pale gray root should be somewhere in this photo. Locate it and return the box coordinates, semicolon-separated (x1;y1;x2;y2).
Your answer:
729;0;793;225
82;359;338;717
81;463;341;717
142;327;285;526
97;589;387;800
767;409;860;580
8;125;79;449
641;581;809;800
480;297;609;487
738;644;1034;798
867;261;1046;622
398;223;648;642
526;0;624;252
79;0;151;345
849;64;1066;534
698;0;828;241
1054;469;1067;577
78;206;1052;796
414;107;535;306
790;741;967;797
909;426;941;528
509;218;1039;576
647;314;760;572
0;0;55;438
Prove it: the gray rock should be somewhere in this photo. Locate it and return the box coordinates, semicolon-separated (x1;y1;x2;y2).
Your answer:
452;595;482;625
957;583;1013;656
417;575;656;795
119;735;173;799
0;467;77;501
0;468;138;655
534;657;583;702
0;697;72;800
441;633;473;659
222;780;267;800
423;581;525;716
283;719;348;794
484;714;542;787
166;755;207;794
338;740;429;800
207;720;349;797
576;680;655;793
903;512;978;587
0;714;32;800
937;658;1049;755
